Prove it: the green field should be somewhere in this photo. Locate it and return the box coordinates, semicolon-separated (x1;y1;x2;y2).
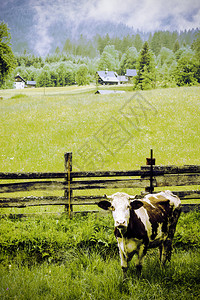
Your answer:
0;85;200;213
0;86;200;299
0;211;200;299
1;85;199;172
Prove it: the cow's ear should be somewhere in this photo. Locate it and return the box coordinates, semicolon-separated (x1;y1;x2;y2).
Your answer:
130;200;143;210
98;200;111;210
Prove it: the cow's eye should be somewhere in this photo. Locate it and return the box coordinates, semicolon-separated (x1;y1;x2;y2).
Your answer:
127;205;131;209
110;205;115;211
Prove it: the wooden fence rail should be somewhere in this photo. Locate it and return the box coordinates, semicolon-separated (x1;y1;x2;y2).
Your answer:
0;151;200;216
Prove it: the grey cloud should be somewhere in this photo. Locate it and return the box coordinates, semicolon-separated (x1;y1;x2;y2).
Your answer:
29;0;200;55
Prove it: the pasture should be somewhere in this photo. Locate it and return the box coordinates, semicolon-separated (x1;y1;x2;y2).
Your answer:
1;85;199;174
0;211;200;299
0;85;200;214
0;85;200;299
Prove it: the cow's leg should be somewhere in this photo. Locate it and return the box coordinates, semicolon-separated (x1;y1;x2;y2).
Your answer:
135;244;146;277
159;244;163;261
160;207;181;264
117;238;128;278
159;240;172;265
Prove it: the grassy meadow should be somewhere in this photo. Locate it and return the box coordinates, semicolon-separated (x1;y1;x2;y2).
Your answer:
1;85;199;173
0;85;200;299
0;85;200;213
0;211;200;299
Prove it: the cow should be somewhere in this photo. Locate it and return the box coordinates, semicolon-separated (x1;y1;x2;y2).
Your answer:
98;190;181;277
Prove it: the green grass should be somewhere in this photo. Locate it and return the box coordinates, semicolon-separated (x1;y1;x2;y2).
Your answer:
0;86;199;299
0;86;199;173
0;250;199;300
0;85;200;214
0;211;199;299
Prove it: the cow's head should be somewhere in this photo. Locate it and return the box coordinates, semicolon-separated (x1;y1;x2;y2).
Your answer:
98;192;143;232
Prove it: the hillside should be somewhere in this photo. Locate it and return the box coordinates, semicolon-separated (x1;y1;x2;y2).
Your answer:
0;1;139;55
1;1;198;56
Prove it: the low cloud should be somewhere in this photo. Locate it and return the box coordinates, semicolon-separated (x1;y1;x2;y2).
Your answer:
29;0;200;55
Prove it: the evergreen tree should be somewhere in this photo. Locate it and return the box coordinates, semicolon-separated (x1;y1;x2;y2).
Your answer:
134;41;155;90
63;39;73;53
150;31;162;56
134;34;143;52
75;64;89;85
173;40;180;52
0;22;16;87
119;47;138;74
191;31;200;63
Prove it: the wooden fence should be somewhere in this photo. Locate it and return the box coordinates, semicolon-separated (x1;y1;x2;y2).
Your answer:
0;151;200;216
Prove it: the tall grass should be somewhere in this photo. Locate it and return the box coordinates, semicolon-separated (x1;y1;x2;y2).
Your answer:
0;86;200;298
0;85;200;213
1;250;199;299
0;211;199;299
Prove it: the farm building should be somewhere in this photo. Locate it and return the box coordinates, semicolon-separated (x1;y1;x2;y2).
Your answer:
26;81;36;88
95;90;125;94
118;75;128;84
14;75;36;89
125;69;137;81
14;74;26;89
96;69;137;85
96;71;119;85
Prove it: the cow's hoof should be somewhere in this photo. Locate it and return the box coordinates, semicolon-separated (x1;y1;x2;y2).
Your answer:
122;267;128;280
136;265;142;278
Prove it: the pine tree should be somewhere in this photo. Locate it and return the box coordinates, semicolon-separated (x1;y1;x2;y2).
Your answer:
134;41;155;90
173;40;180;53
134;34;143;52
150;31;162;56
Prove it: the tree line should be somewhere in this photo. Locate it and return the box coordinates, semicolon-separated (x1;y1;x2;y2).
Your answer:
0;21;200;89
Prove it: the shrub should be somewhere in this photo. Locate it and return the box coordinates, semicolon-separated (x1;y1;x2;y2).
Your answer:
0;211;199;264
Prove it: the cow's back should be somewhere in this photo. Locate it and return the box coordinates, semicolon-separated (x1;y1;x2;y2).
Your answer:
131;191;181;245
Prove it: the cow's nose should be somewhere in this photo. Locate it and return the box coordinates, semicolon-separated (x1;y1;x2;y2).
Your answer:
116;220;126;227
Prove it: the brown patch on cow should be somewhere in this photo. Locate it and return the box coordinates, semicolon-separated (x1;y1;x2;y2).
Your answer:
142;200;172;239
156;195;167;201
114;208;149;244
148;195;170;205
148;196;156;201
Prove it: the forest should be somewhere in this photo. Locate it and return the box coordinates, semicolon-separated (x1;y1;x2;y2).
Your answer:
2;28;200;90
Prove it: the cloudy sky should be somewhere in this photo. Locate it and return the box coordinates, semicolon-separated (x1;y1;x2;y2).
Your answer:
30;0;200;32
1;0;200;55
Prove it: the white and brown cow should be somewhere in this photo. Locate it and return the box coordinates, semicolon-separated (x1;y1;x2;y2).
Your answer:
98;191;181;277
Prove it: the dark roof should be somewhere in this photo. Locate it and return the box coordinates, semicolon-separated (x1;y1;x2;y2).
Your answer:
15;74;26;82
125;69;137;77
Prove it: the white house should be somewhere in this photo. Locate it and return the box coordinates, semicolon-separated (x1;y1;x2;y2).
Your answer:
14;74;26;89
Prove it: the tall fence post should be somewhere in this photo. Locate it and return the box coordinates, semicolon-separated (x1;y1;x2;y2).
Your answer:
145;149;155;193
64;152;73;217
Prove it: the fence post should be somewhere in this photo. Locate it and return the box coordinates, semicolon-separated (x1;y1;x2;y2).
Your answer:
64;152;73;217
145;149;155;193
